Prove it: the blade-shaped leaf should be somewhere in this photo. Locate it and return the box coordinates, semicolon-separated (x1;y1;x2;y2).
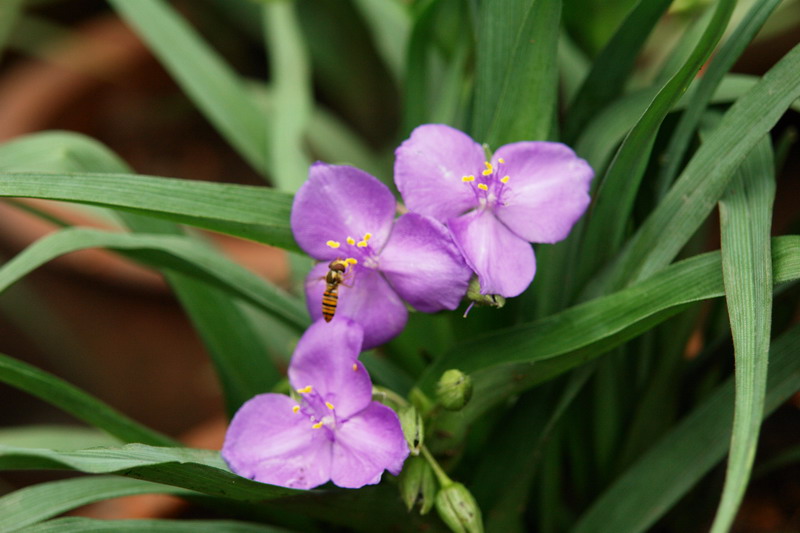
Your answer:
0;476;193;533
0;228;309;330
0;443;301;500
710;138;775;531
597;42;800;293
472;0;561;144
0;172;297;250
570;324;800;533
417;236;800;414
18;517;294;533
107;0;270;175
0;425;121;450
0;353;177;447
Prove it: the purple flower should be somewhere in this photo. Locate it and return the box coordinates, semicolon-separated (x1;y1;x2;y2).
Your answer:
395;124;594;298
291;162;472;348
222;319;409;489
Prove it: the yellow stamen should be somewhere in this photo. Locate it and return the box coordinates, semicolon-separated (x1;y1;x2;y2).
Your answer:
461;175;475;183
363;232;372;241
346;257;358;265
500;175;510;184
482;162;493;176
357;240;368;248
477;183;489;191
325;402;335;410
326;240;340;249
346;236;356;245
311;422;324;429
352;363;358;371
296;385;313;394
498;158;505;164
292;405;301;414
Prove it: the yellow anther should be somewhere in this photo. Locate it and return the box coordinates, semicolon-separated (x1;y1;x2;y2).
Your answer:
500;175;510;184
498;158;505;164
461;175;475;183
326;240;341;249
292;405;301;414
311;422;324;429
363;232;372;241
352;363;358;371
346;236;356;245
325;402;335;410
296;385;313;394
477;183;489;191
345;257;358;265
357;240;368;248
482;162;493;176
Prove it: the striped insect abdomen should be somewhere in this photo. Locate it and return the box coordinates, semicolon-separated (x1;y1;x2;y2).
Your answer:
322;285;339;322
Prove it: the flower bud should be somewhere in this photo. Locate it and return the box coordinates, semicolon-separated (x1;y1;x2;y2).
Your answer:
436;369;473;411
435;482;483;533
398;405;424;455
398;455;436;514
465;277;506;310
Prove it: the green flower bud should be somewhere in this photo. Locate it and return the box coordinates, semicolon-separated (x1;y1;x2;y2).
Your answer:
436;369;473;411
398;405;424;455
465;277;505;311
398;455;436;514
435;482;483;533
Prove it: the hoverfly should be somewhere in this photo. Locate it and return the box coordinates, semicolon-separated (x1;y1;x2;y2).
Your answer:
321;259;349;322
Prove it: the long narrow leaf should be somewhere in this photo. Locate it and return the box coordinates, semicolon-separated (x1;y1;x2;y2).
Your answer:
0;353;177;446
0;172;297;250
0;228;309;331
576;0;736;289
0;477;193;533
19;518;293;533
0;444;301;500
472;0;561;144
570;324;800;533
710;139;775;531
107;0;270;175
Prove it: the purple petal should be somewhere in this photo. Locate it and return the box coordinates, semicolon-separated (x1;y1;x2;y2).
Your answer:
291;163;397;260
222;393;332;489
492;142;593;243
288;319;373;419
448;210;536;298
394;124;484;221
330;402;409;488
305;263;408;349
379;213;471;312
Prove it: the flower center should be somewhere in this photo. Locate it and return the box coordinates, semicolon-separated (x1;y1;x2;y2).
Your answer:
324;231;379;269
461;159;511;210
293;385;339;435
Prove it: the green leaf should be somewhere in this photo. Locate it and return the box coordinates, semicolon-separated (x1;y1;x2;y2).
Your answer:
352;0;410;83
18;517;294;533
655;0;784;198
0;228;309;331
107;0;270;175
472;0;561;144
597;42;800;292
0;172;297;251
416;236;800;416
570;324;800;533
0;353;177;447
0;476;193;533
0;0;25;61
563;0;672;142
262;1;312;192
576;0;736;289
0;425;121;450
0;444;302;500
710;139;775;531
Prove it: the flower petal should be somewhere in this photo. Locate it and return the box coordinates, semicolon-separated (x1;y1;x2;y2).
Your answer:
379;213;471;312
288;319;373;419
492;142;593;243
394;124;484;220
448;210;536;298
222;393;332;489
330;402;409;488
291;162;396;260
305;263;408;349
